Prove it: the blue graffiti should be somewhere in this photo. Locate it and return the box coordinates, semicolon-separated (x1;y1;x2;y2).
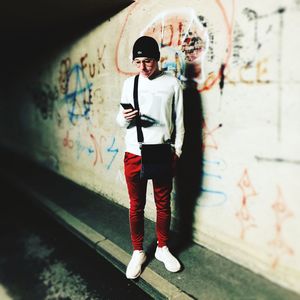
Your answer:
199;158;227;207
199;188;227;207
75;139;94;160
160;47;185;80
106;137;119;170
203;171;222;180
64;64;93;124
202;158;221;165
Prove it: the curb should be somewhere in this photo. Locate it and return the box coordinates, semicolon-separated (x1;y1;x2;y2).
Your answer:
4;174;194;300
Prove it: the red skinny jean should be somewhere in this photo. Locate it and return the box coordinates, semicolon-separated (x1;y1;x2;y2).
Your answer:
124;152;173;250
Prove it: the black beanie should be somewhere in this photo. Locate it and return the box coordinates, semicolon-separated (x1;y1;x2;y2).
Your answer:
132;36;160;61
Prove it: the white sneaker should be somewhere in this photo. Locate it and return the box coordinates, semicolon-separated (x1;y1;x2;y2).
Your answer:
155;246;181;272
126;250;147;279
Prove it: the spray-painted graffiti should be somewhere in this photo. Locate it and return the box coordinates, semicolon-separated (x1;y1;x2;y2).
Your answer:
88;134;119;170
236;169;258;239
114;2;289;95
227;7;286;87
200;158;227;207
63;131;74;149
142;8;209;83
231;23;244;66
241;7;285;62
115;1;234;93
89;133;104;166
255;156;300;165
80;45;106;78
31;83;59;119
75;135;94;160
202;122;222;150
62;130;93;159
58;48;107;125
64;64;93;125
226;58;270;84
106;137;119;170
93;88;105;104
56;111;64;128
59;58;72;95
268;186;294;269
199;121;227;206
62;130;119;171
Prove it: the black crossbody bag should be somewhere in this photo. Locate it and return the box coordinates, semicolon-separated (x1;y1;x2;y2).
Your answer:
133;75;173;180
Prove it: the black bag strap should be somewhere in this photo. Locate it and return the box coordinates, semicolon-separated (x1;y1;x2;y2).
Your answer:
170;95;176;144
133;73;176;146
133;75;144;144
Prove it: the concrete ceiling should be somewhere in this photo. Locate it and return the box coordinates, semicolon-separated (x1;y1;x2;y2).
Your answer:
1;0;133;33
0;0;133;78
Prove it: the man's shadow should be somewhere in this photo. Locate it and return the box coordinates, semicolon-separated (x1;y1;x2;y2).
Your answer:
171;64;204;253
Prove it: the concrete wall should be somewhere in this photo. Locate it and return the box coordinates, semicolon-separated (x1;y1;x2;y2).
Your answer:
1;0;299;294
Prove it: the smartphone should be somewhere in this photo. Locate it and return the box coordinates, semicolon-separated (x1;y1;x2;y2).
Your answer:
120;103;135;110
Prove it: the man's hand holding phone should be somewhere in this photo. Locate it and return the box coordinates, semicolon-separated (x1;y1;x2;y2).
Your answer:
121;103;139;121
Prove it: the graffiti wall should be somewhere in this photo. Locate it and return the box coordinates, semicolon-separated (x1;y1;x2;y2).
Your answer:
0;0;299;294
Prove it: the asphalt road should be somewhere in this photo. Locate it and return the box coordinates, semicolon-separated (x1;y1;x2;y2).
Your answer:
0;178;153;300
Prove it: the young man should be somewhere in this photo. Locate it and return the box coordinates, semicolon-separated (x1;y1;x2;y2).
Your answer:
116;36;184;279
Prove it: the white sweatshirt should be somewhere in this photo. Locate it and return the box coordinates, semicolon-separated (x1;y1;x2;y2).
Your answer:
116;72;184;157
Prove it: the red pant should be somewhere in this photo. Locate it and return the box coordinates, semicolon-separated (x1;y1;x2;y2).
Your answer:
124;152;173;250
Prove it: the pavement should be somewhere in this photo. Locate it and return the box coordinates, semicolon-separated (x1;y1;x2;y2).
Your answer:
0;178;153;300
1;146;300;300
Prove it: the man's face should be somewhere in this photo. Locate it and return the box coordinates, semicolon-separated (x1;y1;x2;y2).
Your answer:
133;57;158;78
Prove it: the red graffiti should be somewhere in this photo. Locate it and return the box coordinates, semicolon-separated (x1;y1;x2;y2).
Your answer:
202;121;222;150
63;131;74;149
115;0;235;92
236;169;257;239
114;1;139;76
268;186;294;269
89;133;107;166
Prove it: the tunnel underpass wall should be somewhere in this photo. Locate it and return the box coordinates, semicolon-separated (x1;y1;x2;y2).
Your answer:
0;0;299;294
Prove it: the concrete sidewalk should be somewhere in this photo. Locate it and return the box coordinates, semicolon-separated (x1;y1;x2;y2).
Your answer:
1;147;299;300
